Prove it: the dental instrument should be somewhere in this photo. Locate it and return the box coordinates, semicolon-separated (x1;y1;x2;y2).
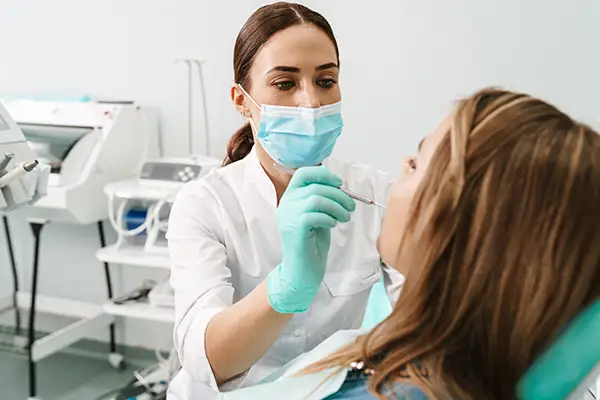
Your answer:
0;160;38;188
340;187;387;210
0;152;14;171
273;162;387;210
0;106;49;213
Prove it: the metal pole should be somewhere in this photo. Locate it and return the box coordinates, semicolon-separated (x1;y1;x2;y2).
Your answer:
97;221;116;353
28;221;45;399
2;216;21;334
193;59;211;156
176;59;194;155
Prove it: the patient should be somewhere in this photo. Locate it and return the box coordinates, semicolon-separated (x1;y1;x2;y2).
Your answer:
222;88;600;399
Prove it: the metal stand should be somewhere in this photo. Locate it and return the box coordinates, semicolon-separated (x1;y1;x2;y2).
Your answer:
97;221;125;369
1;219;122;399
2;216;21;334
97;221;116;352
27;221;45;399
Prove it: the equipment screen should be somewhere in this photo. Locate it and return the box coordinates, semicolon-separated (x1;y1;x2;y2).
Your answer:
0;114;9;131
152;165;178;180
141;162;203;182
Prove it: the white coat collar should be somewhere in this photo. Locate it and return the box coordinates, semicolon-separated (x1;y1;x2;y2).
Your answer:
241;147;335;208
242;147;279;209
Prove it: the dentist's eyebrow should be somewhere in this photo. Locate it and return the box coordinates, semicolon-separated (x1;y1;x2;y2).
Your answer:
315;62;338;71
266;66;300;74
266;62;338;75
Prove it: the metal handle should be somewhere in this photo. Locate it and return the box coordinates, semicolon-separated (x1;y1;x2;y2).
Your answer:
0;153;15;172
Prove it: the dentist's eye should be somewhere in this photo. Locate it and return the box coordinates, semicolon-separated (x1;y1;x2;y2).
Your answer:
275;80;295;91
317;78;336;89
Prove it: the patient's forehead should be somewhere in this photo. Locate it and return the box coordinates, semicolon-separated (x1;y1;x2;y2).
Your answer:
426;116;450;152
418;115;451;167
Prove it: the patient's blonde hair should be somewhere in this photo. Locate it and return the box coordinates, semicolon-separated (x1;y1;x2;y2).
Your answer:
306;88;600;399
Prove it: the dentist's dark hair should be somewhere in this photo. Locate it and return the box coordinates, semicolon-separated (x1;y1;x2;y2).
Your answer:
223;2;340;166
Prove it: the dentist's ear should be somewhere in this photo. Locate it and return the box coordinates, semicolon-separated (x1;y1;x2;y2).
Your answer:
231;84;251;117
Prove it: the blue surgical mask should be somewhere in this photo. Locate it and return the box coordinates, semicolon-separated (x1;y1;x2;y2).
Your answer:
238;84;343;169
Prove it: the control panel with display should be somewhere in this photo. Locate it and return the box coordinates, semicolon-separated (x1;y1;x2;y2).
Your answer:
140;161;203;183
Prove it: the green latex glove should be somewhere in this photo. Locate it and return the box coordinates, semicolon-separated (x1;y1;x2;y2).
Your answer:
267;166;356;313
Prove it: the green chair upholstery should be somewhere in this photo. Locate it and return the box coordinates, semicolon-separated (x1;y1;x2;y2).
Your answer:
518;300;600;400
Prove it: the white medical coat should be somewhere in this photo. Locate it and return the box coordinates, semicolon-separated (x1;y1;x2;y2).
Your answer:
166;148;402;399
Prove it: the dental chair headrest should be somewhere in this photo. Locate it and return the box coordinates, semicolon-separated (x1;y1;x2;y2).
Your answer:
518;299;600;400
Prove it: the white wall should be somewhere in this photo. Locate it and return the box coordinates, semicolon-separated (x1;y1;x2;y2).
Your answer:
0;0;599;350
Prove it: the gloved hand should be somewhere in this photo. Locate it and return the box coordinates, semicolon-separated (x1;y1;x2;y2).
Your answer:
267;166;356;313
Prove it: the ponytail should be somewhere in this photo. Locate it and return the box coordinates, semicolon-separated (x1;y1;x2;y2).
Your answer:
223;123;254;166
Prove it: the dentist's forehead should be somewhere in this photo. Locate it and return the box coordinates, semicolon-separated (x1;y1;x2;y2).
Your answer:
251;25;338;75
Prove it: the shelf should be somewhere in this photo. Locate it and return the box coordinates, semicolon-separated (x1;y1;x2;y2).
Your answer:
9;292;115;362
97;244;170;269
103;301;175;324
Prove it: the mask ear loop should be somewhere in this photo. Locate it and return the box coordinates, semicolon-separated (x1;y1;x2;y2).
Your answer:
237;83;262;143
237;83;261;110
247;118;258;136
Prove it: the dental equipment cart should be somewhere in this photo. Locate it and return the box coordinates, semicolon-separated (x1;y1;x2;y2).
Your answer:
0;99;160;400
92;156;218;398
97;156;219;322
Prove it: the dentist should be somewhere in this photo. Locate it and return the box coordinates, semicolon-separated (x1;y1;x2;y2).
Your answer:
166;2;402;398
